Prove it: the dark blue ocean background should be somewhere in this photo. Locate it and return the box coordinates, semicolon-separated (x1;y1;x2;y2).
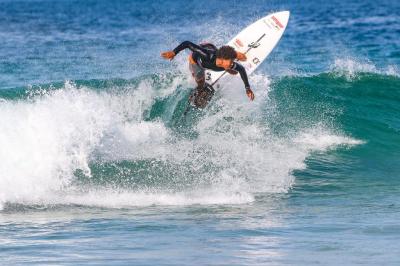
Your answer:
1;0;400;265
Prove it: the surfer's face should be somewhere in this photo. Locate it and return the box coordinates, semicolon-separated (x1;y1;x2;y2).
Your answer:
216;58;232;69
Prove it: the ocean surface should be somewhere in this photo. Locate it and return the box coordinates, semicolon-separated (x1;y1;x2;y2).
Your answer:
1;0;400;265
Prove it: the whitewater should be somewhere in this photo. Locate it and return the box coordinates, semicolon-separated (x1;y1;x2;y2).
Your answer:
0;70;362;210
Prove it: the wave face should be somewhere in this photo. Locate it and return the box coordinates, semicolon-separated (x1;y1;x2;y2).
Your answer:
4;68;395;210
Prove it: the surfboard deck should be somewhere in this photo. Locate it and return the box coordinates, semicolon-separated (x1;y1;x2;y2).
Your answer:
205;11;290;86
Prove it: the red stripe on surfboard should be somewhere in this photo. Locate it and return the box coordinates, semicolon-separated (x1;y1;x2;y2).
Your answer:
272;16;284;28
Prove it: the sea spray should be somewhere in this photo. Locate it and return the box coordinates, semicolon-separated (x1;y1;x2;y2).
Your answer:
0;72;366;210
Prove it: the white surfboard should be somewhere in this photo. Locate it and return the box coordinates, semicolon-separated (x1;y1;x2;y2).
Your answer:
205;11;290;86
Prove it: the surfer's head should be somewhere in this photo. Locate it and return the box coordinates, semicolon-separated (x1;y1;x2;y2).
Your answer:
216;46;236;69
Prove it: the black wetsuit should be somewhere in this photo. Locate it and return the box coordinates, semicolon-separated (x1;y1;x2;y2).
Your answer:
173;41;251;90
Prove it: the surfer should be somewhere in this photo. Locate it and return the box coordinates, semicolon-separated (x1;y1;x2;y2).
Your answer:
161;41;255;108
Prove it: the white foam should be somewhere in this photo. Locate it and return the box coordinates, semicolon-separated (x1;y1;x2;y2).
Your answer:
293;126;365;151
0;82;109;209
0;79;175;210
10;188;254;209
331;58;399;79
0;72;364;210
119;121;168;145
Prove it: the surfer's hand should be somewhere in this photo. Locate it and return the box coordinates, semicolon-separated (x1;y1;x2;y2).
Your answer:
246;88;255;101
161;51;175;60
236;52;247;61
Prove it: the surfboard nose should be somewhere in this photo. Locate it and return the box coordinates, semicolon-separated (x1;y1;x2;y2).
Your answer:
273;11;290;28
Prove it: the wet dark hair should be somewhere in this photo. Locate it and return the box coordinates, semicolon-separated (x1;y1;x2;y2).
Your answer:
216;45;237;60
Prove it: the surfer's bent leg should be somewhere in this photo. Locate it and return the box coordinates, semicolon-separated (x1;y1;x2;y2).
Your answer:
188;59;205;89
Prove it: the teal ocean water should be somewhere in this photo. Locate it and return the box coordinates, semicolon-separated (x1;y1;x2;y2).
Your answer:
1;0;399;265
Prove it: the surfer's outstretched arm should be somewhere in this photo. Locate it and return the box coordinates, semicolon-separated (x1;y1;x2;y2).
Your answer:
231;63;255;101
172;41;208;57
161;41;208;60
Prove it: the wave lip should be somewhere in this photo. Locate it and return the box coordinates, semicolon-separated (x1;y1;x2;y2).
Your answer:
0;81;113;210
294;127;365;151
331;58;399;79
